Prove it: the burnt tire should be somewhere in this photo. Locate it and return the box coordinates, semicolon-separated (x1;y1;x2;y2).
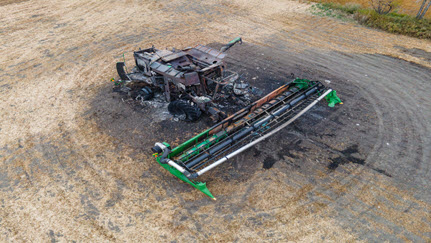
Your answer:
116;62;129;81
130;87;153;100
168;100;201;122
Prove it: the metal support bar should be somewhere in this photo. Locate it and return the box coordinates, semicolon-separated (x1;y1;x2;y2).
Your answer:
166;159;191;177
194;89;332;177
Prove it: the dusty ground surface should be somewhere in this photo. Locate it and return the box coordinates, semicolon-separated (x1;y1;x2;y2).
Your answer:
1;0;430;242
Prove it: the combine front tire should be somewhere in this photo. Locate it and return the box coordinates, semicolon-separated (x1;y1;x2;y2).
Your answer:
168;100;201;122
130;87;153;101
116;62;129;81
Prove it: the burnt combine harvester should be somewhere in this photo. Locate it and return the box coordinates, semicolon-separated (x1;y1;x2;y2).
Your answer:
152;79;342;199
113;37;341;199
115;37;247;122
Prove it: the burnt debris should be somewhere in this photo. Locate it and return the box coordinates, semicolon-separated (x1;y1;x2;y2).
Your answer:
112;37;261;123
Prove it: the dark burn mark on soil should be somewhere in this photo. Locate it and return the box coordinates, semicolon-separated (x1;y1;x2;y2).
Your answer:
328;145;364;170
372;168;392;177
252;147;261;157
277;139;308;160
262;139;308;169
327;145;392;177
88;42;382;183
263;156;276;169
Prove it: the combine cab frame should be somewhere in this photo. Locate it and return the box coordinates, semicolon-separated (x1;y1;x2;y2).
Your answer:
114;37;245;122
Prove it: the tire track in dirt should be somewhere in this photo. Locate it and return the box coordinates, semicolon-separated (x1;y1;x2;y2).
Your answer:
293;53;430;240
221;41;430;240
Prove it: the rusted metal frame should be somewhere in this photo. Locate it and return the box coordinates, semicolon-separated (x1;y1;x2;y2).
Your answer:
207;82;292;135
164;77;171;102
212;66;224;99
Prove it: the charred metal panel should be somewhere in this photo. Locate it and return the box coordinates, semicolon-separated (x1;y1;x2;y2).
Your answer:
162;51;187;62
169;56;193;69
183;72;200;86
185;46;225;67
150;62;185;79
157;64;170;73
194;44;226;59
134;52;152;74
155;49;174;58
150;62;161;69
167;68;181;77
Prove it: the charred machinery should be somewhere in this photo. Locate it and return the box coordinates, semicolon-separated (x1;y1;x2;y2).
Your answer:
114;37;246;122
113;37;342;199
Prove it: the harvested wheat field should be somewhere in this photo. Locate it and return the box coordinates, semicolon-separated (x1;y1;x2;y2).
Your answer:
1;0;430;241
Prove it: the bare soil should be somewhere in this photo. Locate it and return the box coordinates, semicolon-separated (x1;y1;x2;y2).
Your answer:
1;0;430;242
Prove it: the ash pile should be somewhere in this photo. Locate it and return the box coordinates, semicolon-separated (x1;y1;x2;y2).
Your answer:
112;37;262;123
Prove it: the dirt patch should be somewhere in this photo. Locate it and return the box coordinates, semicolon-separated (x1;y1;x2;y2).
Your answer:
395;45;431;63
